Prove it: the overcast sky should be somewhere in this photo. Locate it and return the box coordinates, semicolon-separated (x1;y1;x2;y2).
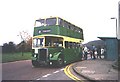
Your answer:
0;0;119;45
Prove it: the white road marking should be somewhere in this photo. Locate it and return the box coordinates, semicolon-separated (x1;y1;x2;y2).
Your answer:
81;70;95;74
76;67;87;69
53;68;64;74
36;68;64;80
60;68;64;71
36;78;41;80
42;74;51;78
53;70;60;74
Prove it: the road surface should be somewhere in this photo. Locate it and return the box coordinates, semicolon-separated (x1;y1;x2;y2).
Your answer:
2;60;64;80
2;60;88;81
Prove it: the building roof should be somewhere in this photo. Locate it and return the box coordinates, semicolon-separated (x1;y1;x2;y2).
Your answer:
98;37;117;40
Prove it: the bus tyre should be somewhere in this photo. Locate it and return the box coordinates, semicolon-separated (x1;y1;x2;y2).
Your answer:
32;60;39;67
57;57;64;67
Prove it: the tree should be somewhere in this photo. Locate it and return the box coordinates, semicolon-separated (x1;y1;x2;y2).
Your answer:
8;42;16;53
2;42;16;53
2;43;9;53
25;37;32;52
17;31;31;55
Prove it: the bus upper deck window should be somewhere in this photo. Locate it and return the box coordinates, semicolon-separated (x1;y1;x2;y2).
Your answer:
58;18;64;27
46;18;57;26
35;19;45;27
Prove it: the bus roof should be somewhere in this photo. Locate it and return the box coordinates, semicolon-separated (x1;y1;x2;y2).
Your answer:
36;16;82;30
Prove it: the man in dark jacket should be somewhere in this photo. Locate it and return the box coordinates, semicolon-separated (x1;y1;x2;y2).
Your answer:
97;45;101;59
92;45;96;59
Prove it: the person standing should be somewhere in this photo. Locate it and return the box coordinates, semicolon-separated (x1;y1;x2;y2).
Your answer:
82;47;85;60
92;45;96;59
101;48;105;59
97;45;101;59
90;50;93;59
84;45;88;60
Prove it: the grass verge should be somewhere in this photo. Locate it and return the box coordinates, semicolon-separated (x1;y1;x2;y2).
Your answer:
2;52;31;63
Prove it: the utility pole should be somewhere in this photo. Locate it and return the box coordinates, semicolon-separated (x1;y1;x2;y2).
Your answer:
118;1;120;71
118;1;120;40
111;17;117;38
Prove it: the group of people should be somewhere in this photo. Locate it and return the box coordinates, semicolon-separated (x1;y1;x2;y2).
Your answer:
82;45;105;60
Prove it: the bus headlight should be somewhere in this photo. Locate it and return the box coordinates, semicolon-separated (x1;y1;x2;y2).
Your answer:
49;54;53;58
34;54;37;57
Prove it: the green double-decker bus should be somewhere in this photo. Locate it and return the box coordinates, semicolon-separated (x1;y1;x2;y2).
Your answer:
32;17;84;67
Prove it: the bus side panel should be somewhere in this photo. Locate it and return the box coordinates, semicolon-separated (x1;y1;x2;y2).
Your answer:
76;47;82;61
34;26;59;36
34;26;83;40
59;26;83;39
63;48;82;64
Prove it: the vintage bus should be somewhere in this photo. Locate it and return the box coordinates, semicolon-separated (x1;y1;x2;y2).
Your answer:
32;17;84;67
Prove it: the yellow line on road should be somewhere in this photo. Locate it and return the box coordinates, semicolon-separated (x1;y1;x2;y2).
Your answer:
64;64;83;82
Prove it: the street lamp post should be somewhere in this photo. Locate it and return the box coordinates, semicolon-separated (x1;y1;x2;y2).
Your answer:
111;17;117;38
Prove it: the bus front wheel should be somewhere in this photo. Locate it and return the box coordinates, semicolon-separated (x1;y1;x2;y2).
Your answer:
57;57;64;67
32;60;39;67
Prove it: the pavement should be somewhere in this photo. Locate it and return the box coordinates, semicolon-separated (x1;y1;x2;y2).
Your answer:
72;58;119;81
